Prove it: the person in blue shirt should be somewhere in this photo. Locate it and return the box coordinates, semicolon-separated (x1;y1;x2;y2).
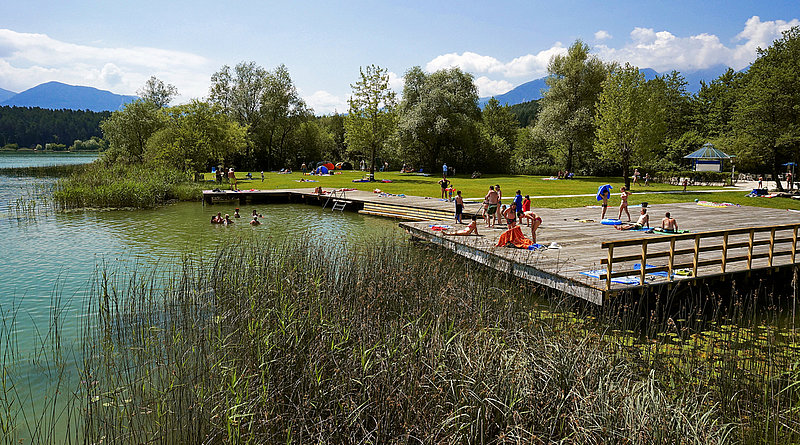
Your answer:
513;190;523;221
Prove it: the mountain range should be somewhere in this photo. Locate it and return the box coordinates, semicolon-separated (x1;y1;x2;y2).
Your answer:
479;64;733;108
0;81;137;112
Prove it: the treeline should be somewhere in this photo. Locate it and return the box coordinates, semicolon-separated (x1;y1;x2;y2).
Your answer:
99;27;800;189
0;106;109;149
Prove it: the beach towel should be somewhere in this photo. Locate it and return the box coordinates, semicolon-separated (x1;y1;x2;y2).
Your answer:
633;263;669;277
429;225;452;231
527;243;546;250
580;270;641;285
596;184;612;201
496;226;534;249
653;228;690;234
697;201;739;208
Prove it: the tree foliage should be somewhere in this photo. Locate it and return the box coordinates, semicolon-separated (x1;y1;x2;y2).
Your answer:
138;76;178;108
0;106;110;148
534;40;608;172
344;65;397;177
100;99;166;164
595;64;665;188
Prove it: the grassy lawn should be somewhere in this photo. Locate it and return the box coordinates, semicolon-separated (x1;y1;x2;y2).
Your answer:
203;171;800;211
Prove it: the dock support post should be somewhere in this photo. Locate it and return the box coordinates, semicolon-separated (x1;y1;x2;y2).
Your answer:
668;238;675;281
640;240;648;285
693;235;700;278
606;244;614;291
748;229;755;270
721;232;728;273
793;226;798;264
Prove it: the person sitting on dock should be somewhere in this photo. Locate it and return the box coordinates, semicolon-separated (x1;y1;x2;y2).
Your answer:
503;203;517;229
443;215;479;236
520;211;542;243
249;215;261;226
661;212;678;232
314;186;324;195
616;208;649;230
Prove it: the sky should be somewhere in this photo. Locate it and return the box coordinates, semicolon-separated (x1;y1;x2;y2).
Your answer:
0;0;798;114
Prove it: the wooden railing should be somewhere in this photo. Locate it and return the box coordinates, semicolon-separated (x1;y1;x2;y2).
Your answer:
600;223;800;290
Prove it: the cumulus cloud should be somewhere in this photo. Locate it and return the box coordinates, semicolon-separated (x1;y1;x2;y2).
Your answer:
426;45;565;79
0;29;212;102
594;30;612;41
594;16;800;71
474;76;513;97
303;90;348;115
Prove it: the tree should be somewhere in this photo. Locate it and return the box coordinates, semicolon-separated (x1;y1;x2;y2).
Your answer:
479;97;518;172
396;66;481;172
144;100;248;172
732;26;800;190
100;99;165;163
692;68;744;138
138;76;178;108
534;40;608;172
595;64;665;189
344;65;397;180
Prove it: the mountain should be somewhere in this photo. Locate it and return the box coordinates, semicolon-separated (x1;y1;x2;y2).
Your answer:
0;81;138;112
0;87;16;103
479;66;732;108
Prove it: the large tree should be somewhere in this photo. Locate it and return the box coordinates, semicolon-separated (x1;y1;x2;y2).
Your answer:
595;64;665;189
534;40;608;172
479;97;518;172
396;66;480;172
732;26;800;190
344;65;397;180
100;99;165;164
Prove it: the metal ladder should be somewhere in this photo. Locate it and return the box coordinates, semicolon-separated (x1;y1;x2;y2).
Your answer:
323;189;348;211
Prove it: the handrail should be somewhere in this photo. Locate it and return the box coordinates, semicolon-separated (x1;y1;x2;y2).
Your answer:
600;222;800;290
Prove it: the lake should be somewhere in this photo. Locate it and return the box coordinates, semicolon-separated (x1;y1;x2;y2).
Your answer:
0;152;401;440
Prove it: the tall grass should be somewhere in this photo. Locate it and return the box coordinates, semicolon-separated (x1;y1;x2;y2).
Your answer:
53;163;202;209
77;240;734;443
4;237;800;443
0;164;86;178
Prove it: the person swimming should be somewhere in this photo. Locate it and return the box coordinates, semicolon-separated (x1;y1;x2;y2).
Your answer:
250;215;261;226
211;212;223;224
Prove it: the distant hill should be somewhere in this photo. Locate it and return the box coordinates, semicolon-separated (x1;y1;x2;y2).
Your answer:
0;87;16;103
0;81;137;112
479;66;733;108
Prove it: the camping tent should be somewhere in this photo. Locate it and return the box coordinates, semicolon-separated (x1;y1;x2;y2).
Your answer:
683;143;735;172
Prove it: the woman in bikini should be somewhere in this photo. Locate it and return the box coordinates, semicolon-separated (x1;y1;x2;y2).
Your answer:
443;215;479;236
521;211;542;243
618;186;631;221
503;203;517;229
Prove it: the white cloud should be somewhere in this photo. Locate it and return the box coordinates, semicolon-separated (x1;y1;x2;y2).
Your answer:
594;16;800;71
0;29;212;103
387;71;405;92
425;45;565;79
474;76;513;97
594;30;612;41
304;90;347;115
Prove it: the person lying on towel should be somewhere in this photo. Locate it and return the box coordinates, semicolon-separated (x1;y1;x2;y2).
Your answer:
616;208;649;230
443;215;479;236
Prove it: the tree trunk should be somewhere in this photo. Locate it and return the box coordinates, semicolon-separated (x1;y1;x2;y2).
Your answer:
566;141;574;172
369;143;376;181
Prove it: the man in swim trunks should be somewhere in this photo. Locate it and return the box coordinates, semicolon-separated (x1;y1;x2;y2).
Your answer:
616;208;649;230
661;212;678;232
521;211;542;243
439;177;450;199
454;190;464;224
618;186;631;221
600;188;611;219
494;185;503;226
484;185;499;228
444;215;479;236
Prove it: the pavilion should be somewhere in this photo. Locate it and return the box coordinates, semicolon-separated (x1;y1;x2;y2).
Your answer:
683;143;735;172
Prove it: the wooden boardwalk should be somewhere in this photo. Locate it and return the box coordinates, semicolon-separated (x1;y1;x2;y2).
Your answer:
203;188;800;305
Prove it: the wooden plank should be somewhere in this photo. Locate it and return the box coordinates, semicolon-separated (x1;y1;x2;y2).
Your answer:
606;244;613;291
722;232;728;273
770;228;776;267
693;235;701;277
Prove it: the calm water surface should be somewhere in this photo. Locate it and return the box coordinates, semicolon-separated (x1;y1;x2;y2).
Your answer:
0;153;401;438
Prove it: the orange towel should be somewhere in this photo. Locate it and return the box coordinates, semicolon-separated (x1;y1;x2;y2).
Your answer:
496;226;533;248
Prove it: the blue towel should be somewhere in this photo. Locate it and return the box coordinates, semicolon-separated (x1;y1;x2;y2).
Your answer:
596;184;612;201
581;270;641;285
633;263;669;277
527;243;546;250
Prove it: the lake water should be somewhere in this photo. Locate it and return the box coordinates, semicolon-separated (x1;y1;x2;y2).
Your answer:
0;152;401;440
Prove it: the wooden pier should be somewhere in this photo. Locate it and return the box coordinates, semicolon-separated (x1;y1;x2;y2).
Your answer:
203;188;800;305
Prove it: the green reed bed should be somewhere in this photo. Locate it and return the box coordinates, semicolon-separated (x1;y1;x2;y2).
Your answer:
6;237;800;443
74;239;740;444
53;163;202;209
0;164;85;178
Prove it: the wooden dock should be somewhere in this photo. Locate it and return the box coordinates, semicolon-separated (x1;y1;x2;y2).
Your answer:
202;188;800;305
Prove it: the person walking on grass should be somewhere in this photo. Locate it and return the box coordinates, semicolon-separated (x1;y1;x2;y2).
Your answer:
618;186;631;221
442;163;448;179
454;190;464;224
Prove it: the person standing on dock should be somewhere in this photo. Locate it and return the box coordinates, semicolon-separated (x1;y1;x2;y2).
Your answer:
618;186;631;221
522;195;531;226
513;190;523;222
521;211;542;243
484;186;499;228
597;184;612;219
495;185;503;226
455;190;464;224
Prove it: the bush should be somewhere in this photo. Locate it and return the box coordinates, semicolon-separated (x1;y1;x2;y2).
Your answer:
53;162;202;209
654;170;732;186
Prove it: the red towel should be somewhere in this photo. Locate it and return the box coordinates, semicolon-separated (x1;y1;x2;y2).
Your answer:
496;226;533;248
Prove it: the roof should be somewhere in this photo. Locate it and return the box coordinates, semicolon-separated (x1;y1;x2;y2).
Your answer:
683;143;736;159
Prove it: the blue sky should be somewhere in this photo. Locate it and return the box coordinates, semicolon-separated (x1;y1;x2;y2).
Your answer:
1;0;798;113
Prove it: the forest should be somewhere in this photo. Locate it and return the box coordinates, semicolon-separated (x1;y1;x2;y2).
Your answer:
0;106;109;149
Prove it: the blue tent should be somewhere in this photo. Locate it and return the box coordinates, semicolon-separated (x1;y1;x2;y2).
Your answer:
315;165;329;175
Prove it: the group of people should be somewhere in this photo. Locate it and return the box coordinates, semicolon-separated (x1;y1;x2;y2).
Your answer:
631;168;651;187
211;208;264;226
444;185;542;243
597;185;680;232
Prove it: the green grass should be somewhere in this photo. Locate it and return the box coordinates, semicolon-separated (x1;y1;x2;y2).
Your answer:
205;171;800;211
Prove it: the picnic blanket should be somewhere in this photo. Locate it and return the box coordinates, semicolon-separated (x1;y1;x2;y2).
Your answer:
496;226;534;249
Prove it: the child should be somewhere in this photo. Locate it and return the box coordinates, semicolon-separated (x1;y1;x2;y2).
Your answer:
503;204;517;229
513;190;523;221
522;195;531;226
618;186;631;221
454;190;464;224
